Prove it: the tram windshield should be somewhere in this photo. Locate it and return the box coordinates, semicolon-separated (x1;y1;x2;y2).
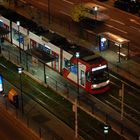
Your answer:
91;65;109;83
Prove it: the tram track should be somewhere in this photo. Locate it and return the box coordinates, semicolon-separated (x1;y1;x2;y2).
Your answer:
88;71;140;127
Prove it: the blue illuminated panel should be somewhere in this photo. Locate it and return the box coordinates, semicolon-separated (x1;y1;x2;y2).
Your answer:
0;74;3;92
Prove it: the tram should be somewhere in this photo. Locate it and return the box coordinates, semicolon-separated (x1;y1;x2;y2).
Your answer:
0;14;110;94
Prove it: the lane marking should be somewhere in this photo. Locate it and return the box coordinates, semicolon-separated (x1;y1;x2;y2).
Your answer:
84;29;96;35
130;18;140;26
110;18;125;25
59;10;71;17
105;23;127;34
62;0;74;5
130;26;140;32
38;1;48;7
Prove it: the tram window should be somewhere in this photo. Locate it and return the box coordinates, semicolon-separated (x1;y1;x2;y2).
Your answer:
70;63;77;74
80;70;85;86
12;28;24;44
86;72;91;82
64;58;70;70
38;44;51;54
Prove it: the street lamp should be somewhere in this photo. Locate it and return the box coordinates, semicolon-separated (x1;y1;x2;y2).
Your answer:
94;6;98;19
17;21;21;63
74;52;80;139
76;52;80;98
18;67;24;115
104;124;110;140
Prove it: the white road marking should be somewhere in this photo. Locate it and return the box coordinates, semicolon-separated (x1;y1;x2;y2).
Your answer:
110;18;125;25
105;23;127;34
62;0;74;5
130;26;140;32
38;1;47;6
84;29;96;35
130;18;140;26
59;10;71;17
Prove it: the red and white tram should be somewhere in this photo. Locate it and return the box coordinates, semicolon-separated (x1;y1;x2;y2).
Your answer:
0;14;110;94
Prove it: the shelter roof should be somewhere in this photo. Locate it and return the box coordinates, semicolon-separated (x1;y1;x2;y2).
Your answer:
98;32;130;45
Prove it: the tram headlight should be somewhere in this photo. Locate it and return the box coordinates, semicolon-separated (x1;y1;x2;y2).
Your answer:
106;80;110;84
93;84;97;88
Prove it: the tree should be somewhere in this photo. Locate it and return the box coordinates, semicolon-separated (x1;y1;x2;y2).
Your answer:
71;4;88;22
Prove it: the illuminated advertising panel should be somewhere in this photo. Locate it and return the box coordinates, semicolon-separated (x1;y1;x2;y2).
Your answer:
0;74;3;92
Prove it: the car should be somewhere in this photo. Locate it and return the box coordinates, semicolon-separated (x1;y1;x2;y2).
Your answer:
114;0;139;14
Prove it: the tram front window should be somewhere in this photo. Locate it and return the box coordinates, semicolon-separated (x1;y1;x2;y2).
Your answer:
91;68;109;83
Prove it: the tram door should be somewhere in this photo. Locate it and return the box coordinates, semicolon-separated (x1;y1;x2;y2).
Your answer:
52;52;59;71
30;39;37;49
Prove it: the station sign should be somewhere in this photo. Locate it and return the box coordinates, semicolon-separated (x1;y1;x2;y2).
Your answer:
0;74;4;93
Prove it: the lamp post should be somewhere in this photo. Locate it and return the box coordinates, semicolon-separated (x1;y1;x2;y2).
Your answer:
104;125;109;140
18;67;24;115
74;52;80;139
76;52;80;98
94;6;98;19
17;21;21;63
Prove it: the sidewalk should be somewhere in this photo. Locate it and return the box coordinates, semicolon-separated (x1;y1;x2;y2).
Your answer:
2;1;139;87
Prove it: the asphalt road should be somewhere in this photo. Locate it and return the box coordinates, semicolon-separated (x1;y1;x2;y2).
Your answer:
0;104;40;140
19;0;140;56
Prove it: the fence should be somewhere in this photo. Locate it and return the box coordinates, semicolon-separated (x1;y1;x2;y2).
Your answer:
1;42;140;140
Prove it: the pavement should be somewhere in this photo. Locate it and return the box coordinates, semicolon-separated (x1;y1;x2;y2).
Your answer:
2;0;139;87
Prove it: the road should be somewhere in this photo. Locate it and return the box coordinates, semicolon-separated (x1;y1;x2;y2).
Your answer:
19;0;140;56
0;103;39;140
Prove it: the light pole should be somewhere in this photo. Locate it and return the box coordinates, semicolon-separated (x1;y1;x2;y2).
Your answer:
74;52;80;139
104;125;109;140
18;67;24;115
17;21;21;63
94;6;98;19
76;52;80;98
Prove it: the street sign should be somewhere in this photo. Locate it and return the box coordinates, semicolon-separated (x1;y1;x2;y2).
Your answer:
0;74;4;92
